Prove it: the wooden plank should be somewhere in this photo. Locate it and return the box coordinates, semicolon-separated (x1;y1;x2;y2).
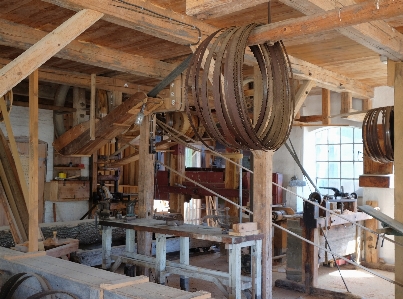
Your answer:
302;224;318;290
0;180;23;244
364;201;378;264
296;115;322;123
100;277;149;290
322;89;331;125
45;239;79;258
362;98;372;111
341;92;353;114
294;80;315;117
229;230;260;236
252;150;273;299
0;19;173;81
0;97;29;204
395;61;403;298
44;181;89;202
232;222;258;233
224;152;242;218
3;251;46;260
278;0;403;61
108;153;139;167
359;205;403;235
0;10;103;98
0;131;29;241
387;59;396;86
359;175;390;188
28;69;39;252
169;144;185;214
90;74;96;141
186;0;268;19
137;114;154;276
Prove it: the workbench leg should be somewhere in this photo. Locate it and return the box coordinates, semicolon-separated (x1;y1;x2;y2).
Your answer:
155;234;167;285
125;229;136;277
251;240;262;299
126;229;136;257
102;226;112;270
228;243;242;299
180;236;190;291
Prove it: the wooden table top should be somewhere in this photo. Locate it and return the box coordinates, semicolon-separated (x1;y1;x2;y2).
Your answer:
99;218;263;244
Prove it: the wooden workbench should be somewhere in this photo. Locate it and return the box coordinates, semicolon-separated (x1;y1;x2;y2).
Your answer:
99;218;263;299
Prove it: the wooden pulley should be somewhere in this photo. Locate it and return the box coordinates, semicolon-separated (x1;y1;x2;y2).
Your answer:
0;90;13;122
172;112;191;135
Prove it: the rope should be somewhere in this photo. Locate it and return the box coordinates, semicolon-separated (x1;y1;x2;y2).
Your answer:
157;120;403;247
273;222;403;288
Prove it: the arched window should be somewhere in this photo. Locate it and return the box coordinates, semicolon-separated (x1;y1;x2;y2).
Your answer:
315;127;363;194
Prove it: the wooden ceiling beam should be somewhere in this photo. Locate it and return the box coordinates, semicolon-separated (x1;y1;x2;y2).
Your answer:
185;0;268;19
0;19;174;80
0;9;103;98
44;0;403;47
278;0;403;61
42;0;216;45
248;0;403;45
0;58;166;96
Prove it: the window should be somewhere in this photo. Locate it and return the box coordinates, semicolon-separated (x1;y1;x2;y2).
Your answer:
315;127;363;194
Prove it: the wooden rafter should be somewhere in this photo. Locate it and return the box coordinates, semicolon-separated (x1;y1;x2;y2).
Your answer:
0;18;174;81
294;80;315;117
45;0;403;48
278;0;403;61
0;10;103;98
185;0;268;19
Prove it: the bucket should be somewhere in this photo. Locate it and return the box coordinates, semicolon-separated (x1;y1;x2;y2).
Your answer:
58;172;66;179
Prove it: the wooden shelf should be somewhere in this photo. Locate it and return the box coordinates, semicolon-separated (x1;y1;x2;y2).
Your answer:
54;166;84;170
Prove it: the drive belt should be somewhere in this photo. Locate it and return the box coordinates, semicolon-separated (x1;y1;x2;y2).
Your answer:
185;24;294;151
362;106;394;163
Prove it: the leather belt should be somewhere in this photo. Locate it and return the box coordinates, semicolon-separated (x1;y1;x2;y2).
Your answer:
185;24;294;151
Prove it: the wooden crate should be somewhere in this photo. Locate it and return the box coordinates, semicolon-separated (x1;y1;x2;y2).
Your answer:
44;180;89;202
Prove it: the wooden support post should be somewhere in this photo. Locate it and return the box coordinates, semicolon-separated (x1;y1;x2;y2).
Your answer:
0;180;23;244
155;233;167;284
322;88;331;125
228;243;242;299
251;239;262;299
169;144;185;214
224;152;243;219
364;201;378;264
73;87;86;126
252;150;273;299
294;80;315;116
180;236;190;291
137;115;154;276
362;98;372;111
340;92;353;114
28;69;39;252
302;224;318;292
90;74;96;140
394;62;403;298
102;226;112;270
0;9;103;98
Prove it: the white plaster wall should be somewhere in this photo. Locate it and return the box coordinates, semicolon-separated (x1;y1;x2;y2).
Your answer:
44;200;89;223
0;106;54;181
